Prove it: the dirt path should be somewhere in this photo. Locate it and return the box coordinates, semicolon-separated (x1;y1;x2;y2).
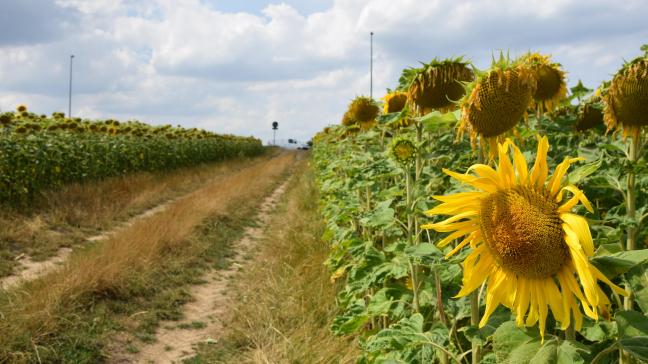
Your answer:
0;201;176;291
0;155;277;292
117;179;290;364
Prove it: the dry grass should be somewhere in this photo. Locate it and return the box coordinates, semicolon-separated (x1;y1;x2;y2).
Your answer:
0;152;295;363
0;151;277;275
191;160;359;364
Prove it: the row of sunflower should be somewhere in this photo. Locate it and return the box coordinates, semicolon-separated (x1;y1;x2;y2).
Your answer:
0;106;264;204
312;46;648;363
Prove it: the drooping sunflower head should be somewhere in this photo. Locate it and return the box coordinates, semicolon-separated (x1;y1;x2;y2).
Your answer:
522;52;568;111
16;104;27;113
407;57;474;114
390;137;417;165
347;96;380;123
423;136;626;339
0;114;12;126
382;91;408;114
341;111;356;126
603;54;648;139
457;54;537;154
576;95;604;132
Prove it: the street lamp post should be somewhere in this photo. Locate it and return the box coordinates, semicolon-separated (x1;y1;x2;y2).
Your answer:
68;54;74;118
272;121;278;145
370;32;373;99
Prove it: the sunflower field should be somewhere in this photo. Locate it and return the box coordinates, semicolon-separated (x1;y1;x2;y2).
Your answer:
313;47;648;363
0;107;263;204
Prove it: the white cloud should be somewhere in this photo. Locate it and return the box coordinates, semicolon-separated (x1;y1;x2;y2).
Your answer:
1;0;647;143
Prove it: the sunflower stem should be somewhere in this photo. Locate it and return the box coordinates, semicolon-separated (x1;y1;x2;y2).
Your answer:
406;168;421;313
625;133;640;252
621;132;642;364
435;268;450;364
624;133;641;314
470;292;481;364
566;320;576;341
416;122;423;180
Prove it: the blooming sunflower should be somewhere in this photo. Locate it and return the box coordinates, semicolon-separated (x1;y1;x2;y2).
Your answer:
457;55;537;157
16;104;27;113
0;114;12;126
422;136;626;339
522;53;568;112
603;55;648;139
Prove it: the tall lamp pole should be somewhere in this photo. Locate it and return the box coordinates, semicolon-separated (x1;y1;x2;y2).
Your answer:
68;54;74;118
272;121;278;145
370;32;373;99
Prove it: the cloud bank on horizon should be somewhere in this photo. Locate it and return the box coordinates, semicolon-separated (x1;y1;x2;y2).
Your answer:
1;0;647;144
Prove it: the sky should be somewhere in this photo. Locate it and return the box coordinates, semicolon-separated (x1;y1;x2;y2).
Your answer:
0;0;647;145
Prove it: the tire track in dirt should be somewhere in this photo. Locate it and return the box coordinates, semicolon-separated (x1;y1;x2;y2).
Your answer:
116;178;290;364
0;202;176;291
0;155;276;292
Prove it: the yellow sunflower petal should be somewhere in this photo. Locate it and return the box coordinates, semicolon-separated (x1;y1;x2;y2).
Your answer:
558;185;594;213
467;164;504;187
432;191;484;203
425;203;480;216
515;277;531;327
456;247;493;297
512;143;529;185
480;268;515;327
445;231;476;258
443;169;499;192
564;225;599;308
526;286;539;326
590;265;628;296
423;219;476;233
561;213;594;256
437;225;478;248
558;266;597;319
544;278;565;324
530;135;550;189
497;140;515;188
535;283;549;341
548;157;584;197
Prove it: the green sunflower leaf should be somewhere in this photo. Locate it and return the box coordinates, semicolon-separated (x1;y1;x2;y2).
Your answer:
492;321;542;364
615;310;648;338
590;249;648;278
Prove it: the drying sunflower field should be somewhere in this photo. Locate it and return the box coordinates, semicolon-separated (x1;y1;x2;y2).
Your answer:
313;46;648;363
0;107;263;204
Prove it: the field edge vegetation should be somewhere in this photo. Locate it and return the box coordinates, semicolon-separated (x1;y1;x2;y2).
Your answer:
0;152;295;363
189;158;359;364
